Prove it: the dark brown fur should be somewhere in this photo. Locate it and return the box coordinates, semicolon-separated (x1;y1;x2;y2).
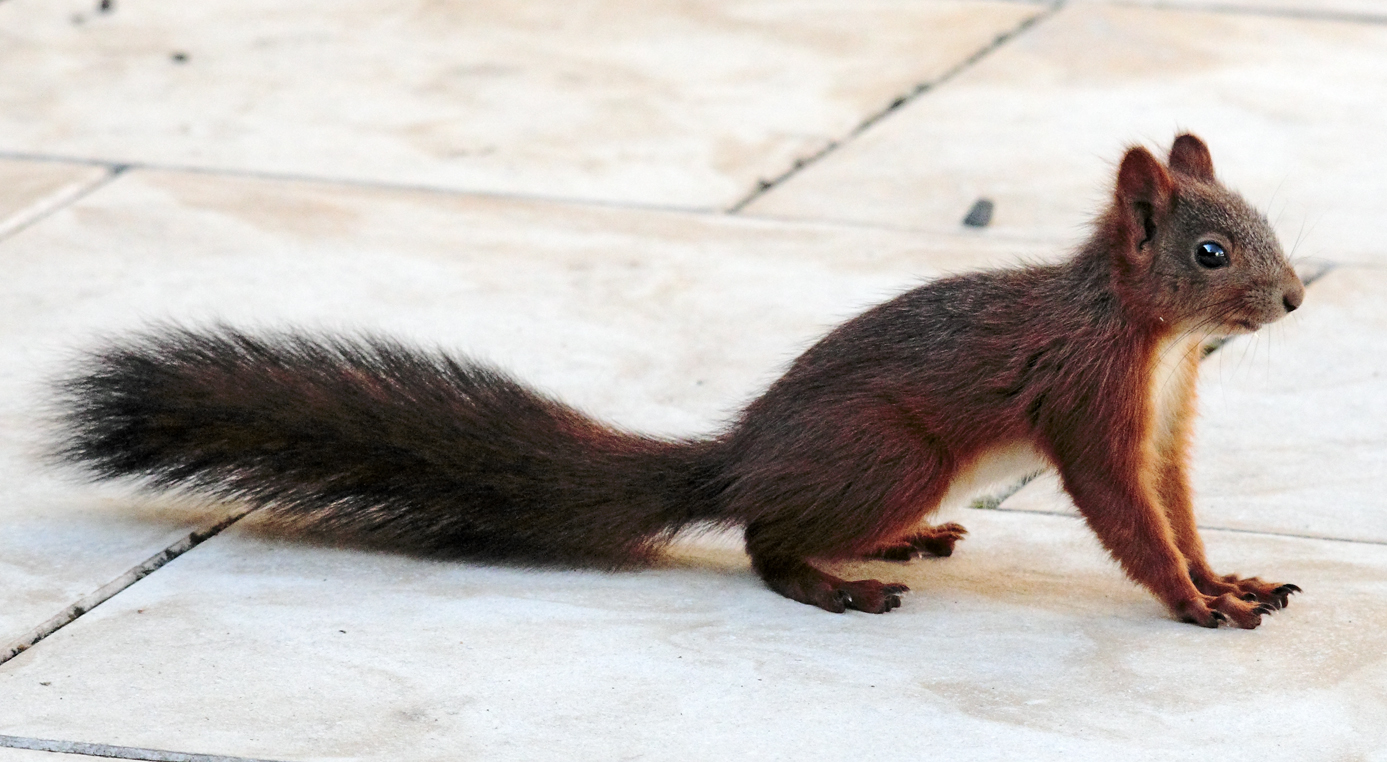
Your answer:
54;135;1304;628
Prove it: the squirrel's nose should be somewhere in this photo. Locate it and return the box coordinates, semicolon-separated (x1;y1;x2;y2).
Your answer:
1282;281;1305;313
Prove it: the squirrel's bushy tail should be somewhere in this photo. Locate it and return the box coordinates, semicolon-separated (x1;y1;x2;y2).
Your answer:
54;327;726;567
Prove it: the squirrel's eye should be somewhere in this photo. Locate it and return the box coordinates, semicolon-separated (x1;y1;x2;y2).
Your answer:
1195;240;1229;269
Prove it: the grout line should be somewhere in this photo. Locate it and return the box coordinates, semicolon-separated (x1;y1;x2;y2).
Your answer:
5;152;1372;273
724;1;1067;214
0;165;130;243
1199;523;1387;546
0;150;720;218
1104;0;1387;26
0;148;1160;250
0;507;255;667
0;734;287;762
977;505;1387;546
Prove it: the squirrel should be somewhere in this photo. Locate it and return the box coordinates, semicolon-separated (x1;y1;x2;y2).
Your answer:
54;134;1305;629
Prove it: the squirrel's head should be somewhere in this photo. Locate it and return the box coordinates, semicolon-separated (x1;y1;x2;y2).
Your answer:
1107;134;1304;336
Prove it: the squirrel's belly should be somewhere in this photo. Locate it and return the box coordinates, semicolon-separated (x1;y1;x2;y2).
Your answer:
934;441;1052;512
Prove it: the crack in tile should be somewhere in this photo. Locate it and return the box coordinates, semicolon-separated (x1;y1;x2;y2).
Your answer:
0;734;286;762
0;507;255;667
725;1;1068;214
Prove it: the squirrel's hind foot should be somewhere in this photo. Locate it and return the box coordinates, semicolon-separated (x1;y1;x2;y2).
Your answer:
753;556;908;614
865;522;968;562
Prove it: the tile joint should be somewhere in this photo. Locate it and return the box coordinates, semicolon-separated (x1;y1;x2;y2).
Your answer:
1108;1;1387;26
724;1;1067;214
986;505;1387;547
0;150;723;219
0;165;129;244
0;734;286;762
0;507;255;667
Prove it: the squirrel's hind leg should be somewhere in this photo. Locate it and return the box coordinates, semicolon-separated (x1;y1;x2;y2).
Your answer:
864;522;968;561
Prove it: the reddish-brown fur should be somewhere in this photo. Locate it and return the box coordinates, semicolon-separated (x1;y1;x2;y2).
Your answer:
714;135;1303;625
56;135;1304;628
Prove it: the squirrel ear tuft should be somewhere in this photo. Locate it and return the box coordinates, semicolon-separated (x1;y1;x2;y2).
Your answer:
1168;134;1215;180
1115;147;1173;249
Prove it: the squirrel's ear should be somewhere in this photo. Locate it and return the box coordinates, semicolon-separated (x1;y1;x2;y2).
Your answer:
1168;134;1215;180
1114;146;1174;250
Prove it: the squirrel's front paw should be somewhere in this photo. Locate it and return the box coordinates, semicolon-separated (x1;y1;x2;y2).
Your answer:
1175;593;1277;629
1193;572;1301;610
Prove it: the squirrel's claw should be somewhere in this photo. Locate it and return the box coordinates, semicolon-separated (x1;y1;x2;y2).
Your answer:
1177;592;1281;629
835;580;909;614
1194;573;1300;613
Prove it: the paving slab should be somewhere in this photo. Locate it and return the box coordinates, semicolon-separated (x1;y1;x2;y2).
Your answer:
0;508;1381;761
0;167;1051;658
1000;265;1387;544
0;159;107;236
0;0;1041;209
744;3;1387;266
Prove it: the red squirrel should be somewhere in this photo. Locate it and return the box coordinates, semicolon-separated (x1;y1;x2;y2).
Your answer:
56;134;1304;628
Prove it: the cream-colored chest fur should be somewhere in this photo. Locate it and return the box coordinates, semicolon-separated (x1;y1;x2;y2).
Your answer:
1148;334;1202;449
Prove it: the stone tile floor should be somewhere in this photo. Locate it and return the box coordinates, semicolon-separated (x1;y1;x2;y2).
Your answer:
0;1;1383;760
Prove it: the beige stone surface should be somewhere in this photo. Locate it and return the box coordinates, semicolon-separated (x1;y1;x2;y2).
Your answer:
1;3;1383;758
745;4;1387;266
0;508;1380;761
0;168;1049;653
998;265;1387;543
1087;0;1387;18
0;160;107;236
0;0;1040;208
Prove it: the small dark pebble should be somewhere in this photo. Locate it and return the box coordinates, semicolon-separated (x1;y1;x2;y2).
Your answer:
171;51;189;63
962;198;994;228
98;0;113;12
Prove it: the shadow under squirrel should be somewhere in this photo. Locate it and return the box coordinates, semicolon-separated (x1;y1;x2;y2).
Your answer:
56;134;1305;629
